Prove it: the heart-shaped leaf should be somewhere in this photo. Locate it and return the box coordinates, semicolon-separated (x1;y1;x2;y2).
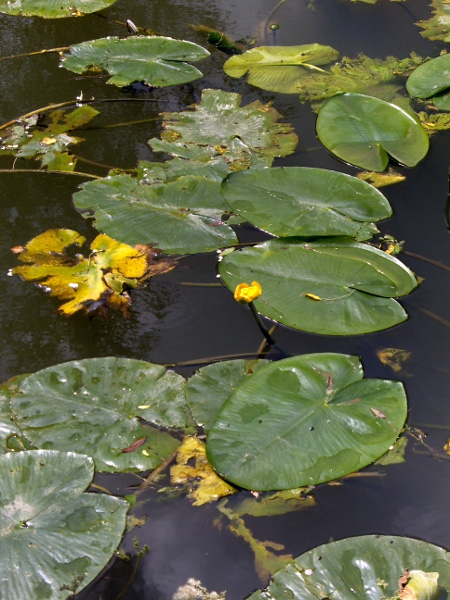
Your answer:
62;36;209;87
0;450;128;598
316;92;429;171
12;358;186;472
219;238;418;335
221;167;392;241
206;353;407;490
249;535;450;599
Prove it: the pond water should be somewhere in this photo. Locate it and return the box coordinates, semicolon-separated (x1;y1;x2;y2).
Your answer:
1;0;450;598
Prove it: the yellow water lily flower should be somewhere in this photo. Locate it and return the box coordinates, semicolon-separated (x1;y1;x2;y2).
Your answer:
234;281;262;303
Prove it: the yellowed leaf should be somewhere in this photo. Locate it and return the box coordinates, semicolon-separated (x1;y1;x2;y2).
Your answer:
356;168;406;188
12;228;176;316
170;437;237;506
444;438;450;455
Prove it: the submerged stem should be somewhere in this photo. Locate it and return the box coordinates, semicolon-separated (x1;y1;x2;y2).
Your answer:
0;168;102;179
0;46;69;61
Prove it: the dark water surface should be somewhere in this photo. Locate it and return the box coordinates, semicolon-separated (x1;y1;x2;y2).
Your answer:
1;0;450;598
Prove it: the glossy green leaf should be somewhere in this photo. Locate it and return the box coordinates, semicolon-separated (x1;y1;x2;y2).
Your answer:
223;44;339;93
152;89;298;164
221;167;392;241
0;376;32;453
316;93;429;171
219;238;418;335
185;359;269;431
0;0;117;17
406;53;450;107
249;535;450;599
0;450;128;598
11;358;186;472
62;36;209;87
207;354;407;490
73;174;238;255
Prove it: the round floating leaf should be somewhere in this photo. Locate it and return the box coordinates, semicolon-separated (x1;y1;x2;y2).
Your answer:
62;36;209;87
249;535;450;599
221;167;392;241
223;44;339;94
186;359;269;431
73;174;237;255
206;354;407;491
0;450;128;598
406;53;450;100
12;358;187;472
0;0;117;17
219;238;418;335
316;92;429;171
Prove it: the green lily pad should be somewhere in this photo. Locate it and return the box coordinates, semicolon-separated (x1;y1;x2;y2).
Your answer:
11;358;187;472
0;450;128;598
221;167;392;241
0;376;33;453
73;174;238;255
223;44;339;94
406;53;450;111
316;93;429;171
219;238;418;336
152;88;298;164
185;359;269;431
206;354;407;491
249;535;450;599
62;36;209;87
0;0;117;18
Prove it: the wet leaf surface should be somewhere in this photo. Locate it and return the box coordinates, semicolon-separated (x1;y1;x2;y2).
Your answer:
0;450;128;599
11;357;186;472
0;0;118;18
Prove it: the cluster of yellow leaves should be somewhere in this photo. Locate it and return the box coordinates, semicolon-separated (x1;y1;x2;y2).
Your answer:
170;437;237;506
12;228;175;316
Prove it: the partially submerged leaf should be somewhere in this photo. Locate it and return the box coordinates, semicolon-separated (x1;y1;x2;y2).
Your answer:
170;437;237;505
223;44;339;93
416;0;450;42
234;489;315;518
316;93;429;171
0;450;128;599
207;354;408;490
0;0;117;18
219;238;418;336
249;535;450;599
377;348;412;373
12;229;175;315
295;53;424;110
62;36;210;87
11;357;186;472
356;169;406;187
0;106;99;171
375;434;408;465
221;167;393;241
406;53;450;109
217;502;293;582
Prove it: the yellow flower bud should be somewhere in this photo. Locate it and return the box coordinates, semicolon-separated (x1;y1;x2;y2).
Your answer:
234;281;262;303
